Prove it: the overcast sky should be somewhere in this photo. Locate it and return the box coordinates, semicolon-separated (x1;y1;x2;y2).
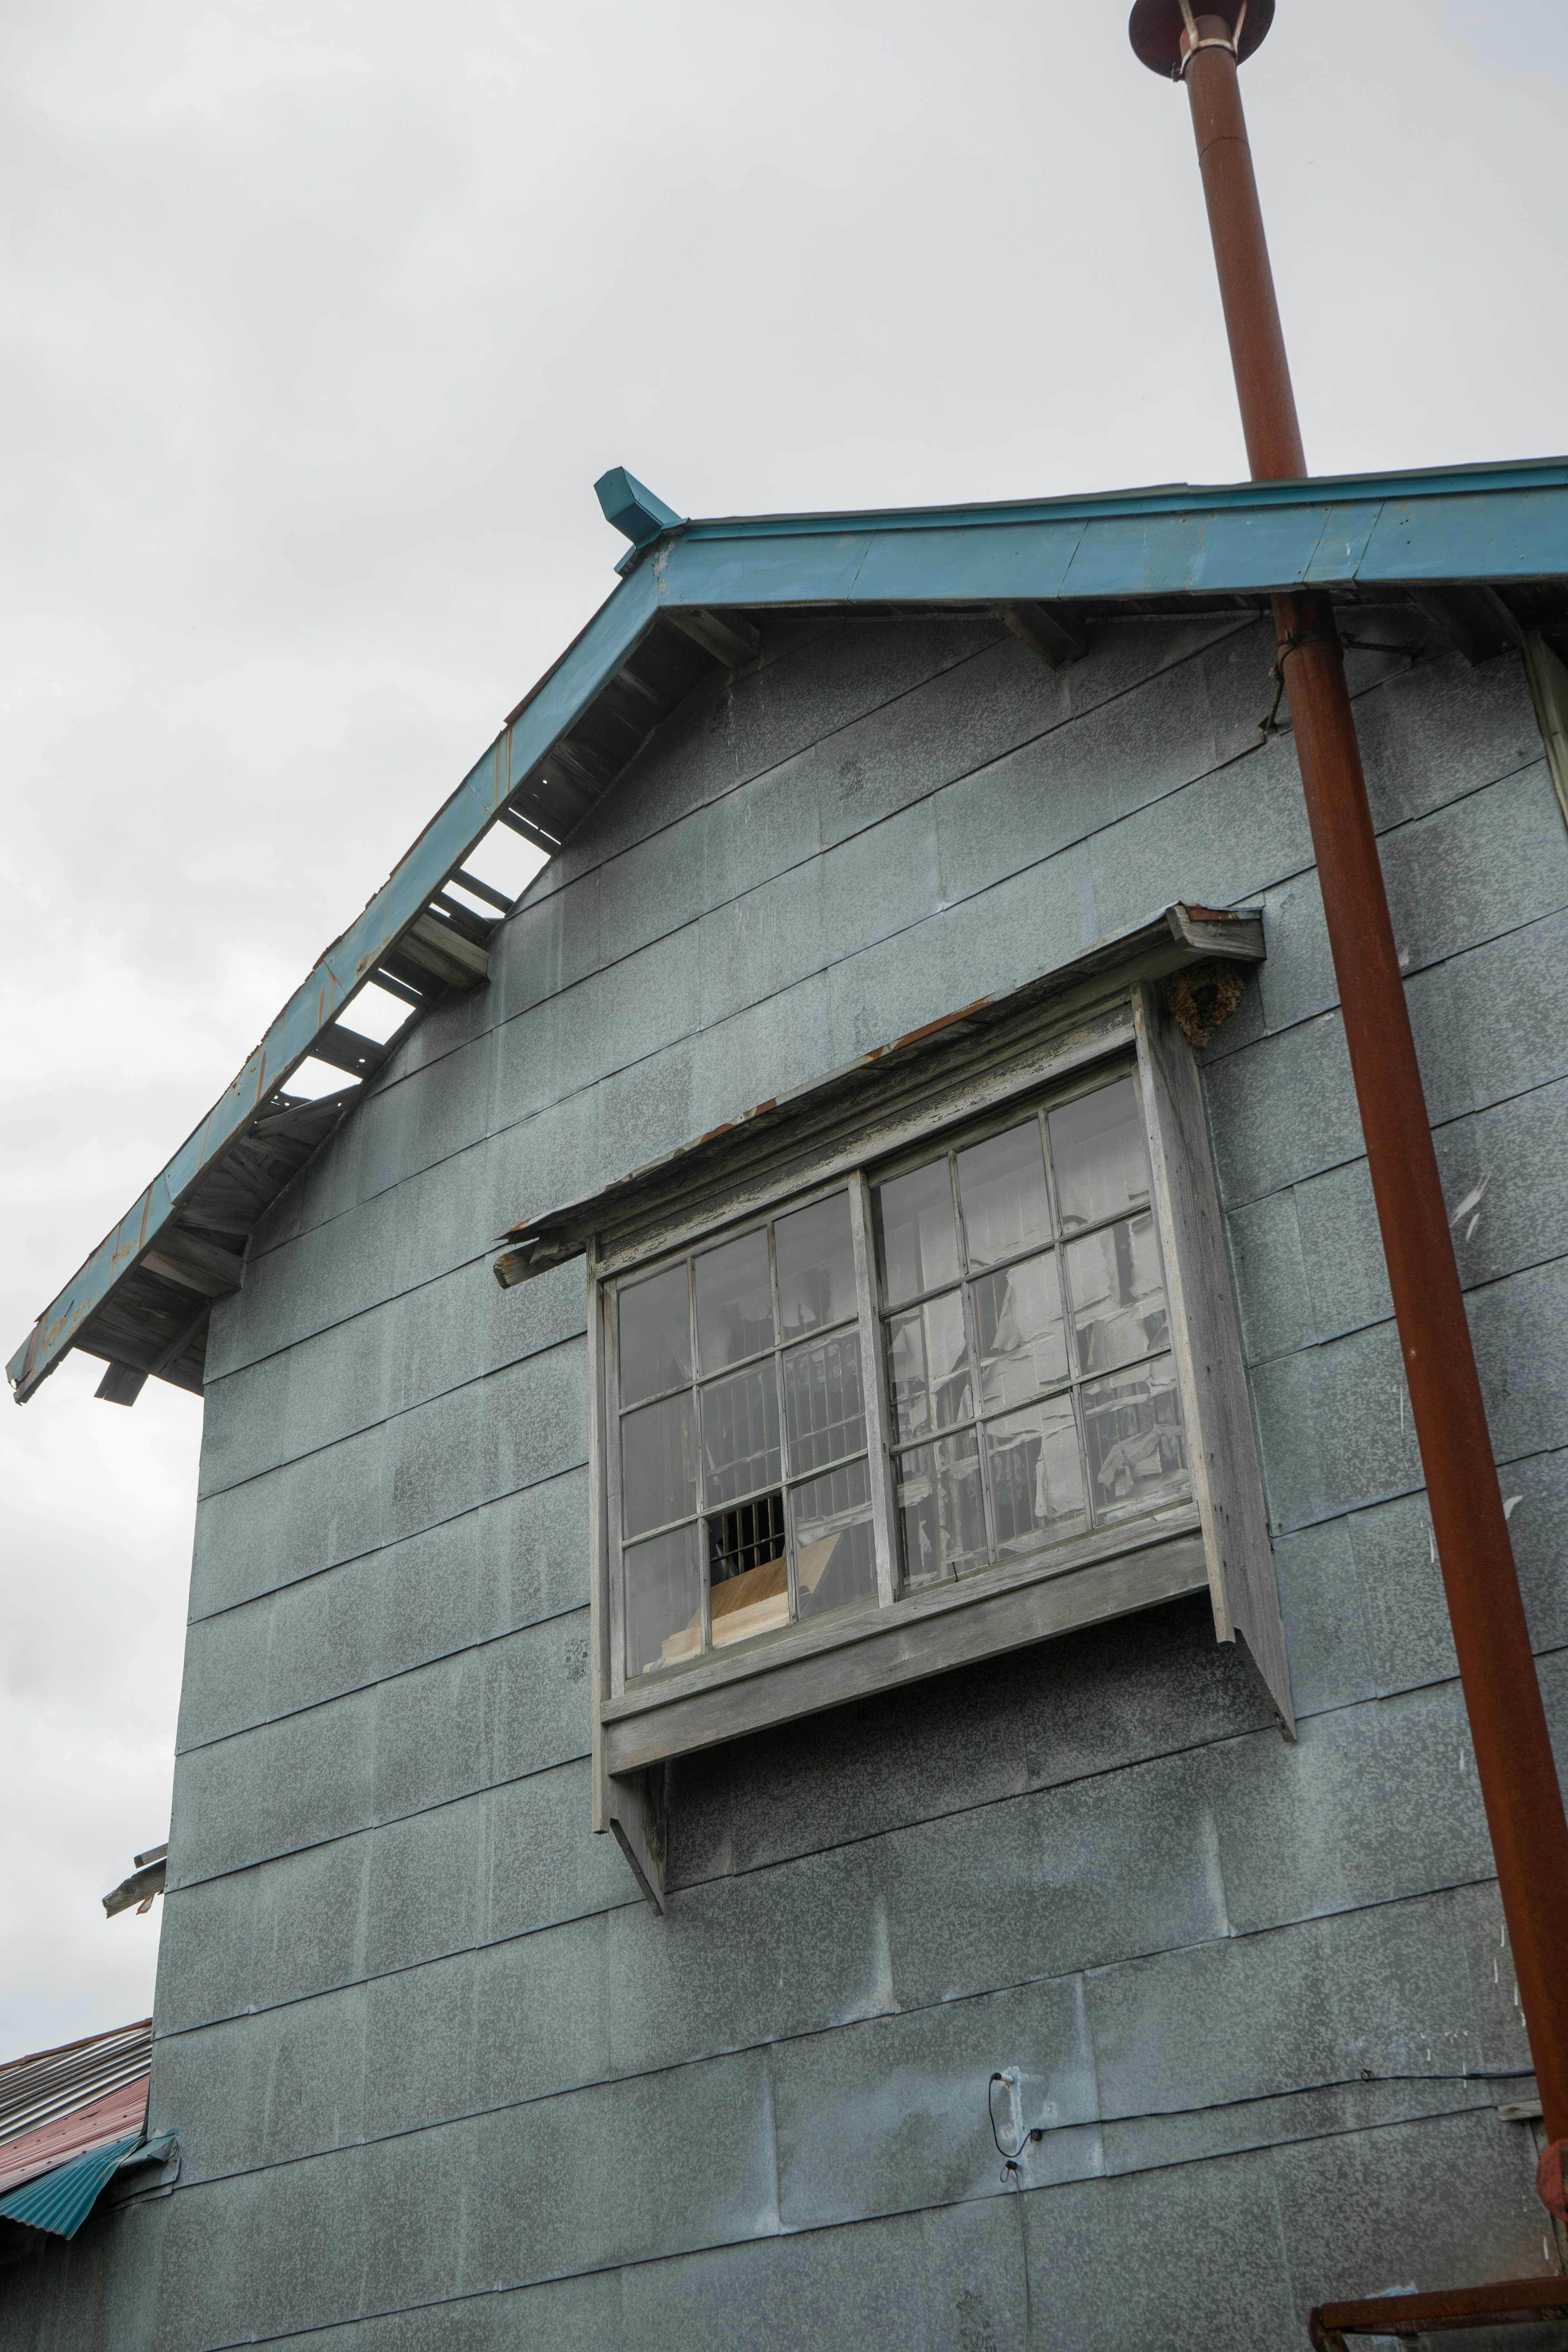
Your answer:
2;0;1564;2062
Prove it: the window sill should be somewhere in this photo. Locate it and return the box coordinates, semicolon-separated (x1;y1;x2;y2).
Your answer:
601;1511;1207;1774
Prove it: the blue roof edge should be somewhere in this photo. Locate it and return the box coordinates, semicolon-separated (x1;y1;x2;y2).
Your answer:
11;455;1568;1400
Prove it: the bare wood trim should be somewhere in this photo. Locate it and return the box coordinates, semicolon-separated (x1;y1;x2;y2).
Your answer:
452;865;514;914
401;914;489;989
849;1172;900;1610
493;906;1270;1292
997;600;1087;670
151;1301;211;1382
667;608;762;668
1133;981;1294;1735
601;1254;628;1708
587;1241;613;1834
141;1244;240;1299
1165;903;1265;962
604;1535;1208;1774
1522;631;1568;834
604;1510;1200;1726
591;1002;1137;1282
310;1024;391;1079
1406;587;1517;668
95;1361;148;1406
607;1767;667;1914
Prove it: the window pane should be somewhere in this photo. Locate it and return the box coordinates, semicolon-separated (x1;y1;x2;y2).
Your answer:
709;1492;790;1647
887;1290;971;1443
1082;1355;1190;1525
1065;1214;1169;1374
618;1264;691;1407
621;1394;696;1539
875;1158;960;1306
791;1459;878;1622
896;1428;985;1587
984;1398;1087;1559
695;1228;774;1372
775;1192;856;1339
973;1252;1069;1411
782;1329;866;1474
624;1525;704;1677
1049;1076;1151;1233
957;1120;1052;1270
699;1366;782;1508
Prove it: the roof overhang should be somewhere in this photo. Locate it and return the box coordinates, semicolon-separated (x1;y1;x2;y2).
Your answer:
11;457;1568;1405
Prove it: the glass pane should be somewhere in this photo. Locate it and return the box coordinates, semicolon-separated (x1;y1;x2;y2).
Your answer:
1065;1214;1169;1374
699;1366;782;1508
624;1524;704;1677
957;1120;1052;1270
973;1252;1069;1412
875;1158;960;1306
1049;1076;1151;1233
695;1228;774;1372
886;1290;971;1443
791;1459;878;1622
984;1398;1087;1560
782;1329;866;1475
617;1264;691;1408
1082;1355;1190;1526
775;1192;856;1339
709;1492;790;1647
896;1428;985;1588
621;1393;696;1539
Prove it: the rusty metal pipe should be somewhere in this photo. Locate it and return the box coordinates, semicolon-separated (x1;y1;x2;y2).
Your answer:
1183;14;1305;480
1137;5;1568;2176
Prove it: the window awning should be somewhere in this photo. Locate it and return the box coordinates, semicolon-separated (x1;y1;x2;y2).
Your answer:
492;901;1265;1288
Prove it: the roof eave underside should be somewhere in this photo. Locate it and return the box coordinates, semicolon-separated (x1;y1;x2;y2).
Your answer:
12;458;1568;1402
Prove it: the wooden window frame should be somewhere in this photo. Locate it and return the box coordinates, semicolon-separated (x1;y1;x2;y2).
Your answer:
586;971;1292;1913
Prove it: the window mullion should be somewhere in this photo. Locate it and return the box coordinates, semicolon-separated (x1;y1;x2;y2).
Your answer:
849;1170;900;1609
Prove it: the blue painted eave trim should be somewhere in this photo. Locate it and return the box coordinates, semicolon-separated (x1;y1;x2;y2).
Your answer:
674;455;1568;543
10;456;1568;1399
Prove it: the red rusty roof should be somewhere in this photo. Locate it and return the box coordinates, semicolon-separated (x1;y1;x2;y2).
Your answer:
0;2020;151;2198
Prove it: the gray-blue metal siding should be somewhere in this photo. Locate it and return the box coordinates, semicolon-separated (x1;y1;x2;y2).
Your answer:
5;604;1564;2347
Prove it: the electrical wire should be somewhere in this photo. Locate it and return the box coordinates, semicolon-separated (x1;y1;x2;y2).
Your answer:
987;2062;1535;2168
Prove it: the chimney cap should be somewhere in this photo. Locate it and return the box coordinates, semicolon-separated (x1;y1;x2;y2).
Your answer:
1129;0;1274;78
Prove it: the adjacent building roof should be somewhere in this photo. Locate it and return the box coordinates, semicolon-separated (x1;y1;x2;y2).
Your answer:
10;457;1568;1407
0;2021;151;2202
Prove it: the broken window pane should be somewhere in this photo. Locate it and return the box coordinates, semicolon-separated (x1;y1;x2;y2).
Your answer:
699;1366;782;1508
875;1159;961;1306
621;1392;696;1539
782;1329;866;1474
896;1427;985;1586
792;1460;878;1621
709;1491;790;1647
1065;1214;1169;1374
624;1524;704;1677
973;1251;1068;1411
984;1397;1087;1559
618;1263;691;1407
776;1192;856;1339
695;1227;774;1373
957;1120;1052;1270
1049;1076;1151;1233
1082;1355;1189;1524
887;1290;971;1443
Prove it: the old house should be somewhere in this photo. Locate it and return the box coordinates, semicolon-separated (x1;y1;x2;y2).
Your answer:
6;455;1568;2346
